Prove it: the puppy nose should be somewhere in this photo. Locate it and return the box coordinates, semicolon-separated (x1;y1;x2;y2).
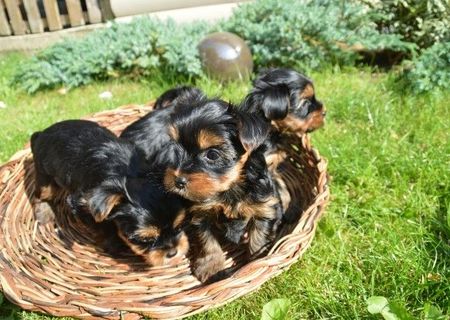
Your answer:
166;249;177;258
175;176;187;189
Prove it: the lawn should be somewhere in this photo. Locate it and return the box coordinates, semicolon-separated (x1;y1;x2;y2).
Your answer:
0;52;448;319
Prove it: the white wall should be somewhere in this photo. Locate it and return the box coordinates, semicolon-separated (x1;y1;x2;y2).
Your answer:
111;0;249;18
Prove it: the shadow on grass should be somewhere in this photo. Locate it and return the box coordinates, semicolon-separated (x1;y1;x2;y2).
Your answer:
421;183;450;311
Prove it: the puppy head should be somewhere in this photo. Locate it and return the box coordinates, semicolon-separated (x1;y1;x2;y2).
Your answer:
244;68;326;134
154;86;205;110
163;98;269;202
86;179;189;266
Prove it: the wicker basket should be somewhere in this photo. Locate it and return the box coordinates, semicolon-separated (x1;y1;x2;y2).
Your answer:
0;104;329;319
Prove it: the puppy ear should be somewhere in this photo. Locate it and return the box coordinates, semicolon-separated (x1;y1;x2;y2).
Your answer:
259;85;290;120
237;111;270;153
85;183;126;222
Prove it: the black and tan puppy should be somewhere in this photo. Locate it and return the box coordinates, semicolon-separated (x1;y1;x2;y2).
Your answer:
154;86;205;110
243;68;326;134
241;68;326;208
31;120;189;266
121;93;284;281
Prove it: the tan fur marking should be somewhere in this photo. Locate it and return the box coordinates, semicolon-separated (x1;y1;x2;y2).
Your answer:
165;161;245;201
274;173;291;211
235;197;279;219
163;168;180;191
176;233;190;258
147;249;166;266
168;125;179;141
189;203;224;217
147;232;189;266
300;84;315;99
136;225;160;239
274;110;325;134
190;196;278;220
184;172;222;200
215;150;249;191
197;129;225;150
265;150;287;171
118;231;147;256
94;194;123;222
39;185;56;201
248;220;271;255
192;227;225;282
118;230;189;266
173;209;186;228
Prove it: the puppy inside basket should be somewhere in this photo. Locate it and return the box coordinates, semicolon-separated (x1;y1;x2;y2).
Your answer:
29;67;325;283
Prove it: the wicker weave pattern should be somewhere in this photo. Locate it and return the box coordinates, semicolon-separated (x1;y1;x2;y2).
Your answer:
0;104;329;319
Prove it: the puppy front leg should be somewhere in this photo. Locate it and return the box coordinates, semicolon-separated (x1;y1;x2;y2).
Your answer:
33;170;57;224
190;221;226;283
247;218;273;256
247;200;283;256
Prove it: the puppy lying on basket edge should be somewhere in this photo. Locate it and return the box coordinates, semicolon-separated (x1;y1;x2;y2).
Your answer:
30;119;189;267
242;67;326;172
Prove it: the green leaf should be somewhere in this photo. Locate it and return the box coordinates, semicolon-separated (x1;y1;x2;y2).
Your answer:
389;302;414;320
0;292;3;306
380;309;399;320
423;303;445;320
261;298;291;320
367;296;389;314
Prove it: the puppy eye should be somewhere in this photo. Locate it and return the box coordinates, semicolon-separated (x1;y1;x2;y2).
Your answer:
140;238;156;248
129;236;155;246
204;149;220;161
140;238;155;244
296;100;311;117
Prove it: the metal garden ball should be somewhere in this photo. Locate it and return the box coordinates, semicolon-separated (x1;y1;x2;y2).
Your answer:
198;32;253;81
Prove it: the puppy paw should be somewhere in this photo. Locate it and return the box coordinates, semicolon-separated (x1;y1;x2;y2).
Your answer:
192;253;225;283
33;201;55;224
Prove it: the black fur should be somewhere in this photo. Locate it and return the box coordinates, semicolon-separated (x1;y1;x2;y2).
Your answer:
242;67;325;133
122;88;284;281
121;93;270;180
154;86;205;110
31;120;189;265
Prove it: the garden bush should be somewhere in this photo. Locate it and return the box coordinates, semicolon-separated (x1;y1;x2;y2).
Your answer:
221;0;414;70
12;19;210;93
362;0;449;50
399;41;450;93
11;0;447;93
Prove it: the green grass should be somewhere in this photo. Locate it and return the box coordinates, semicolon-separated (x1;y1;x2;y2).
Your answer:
0;53;449;320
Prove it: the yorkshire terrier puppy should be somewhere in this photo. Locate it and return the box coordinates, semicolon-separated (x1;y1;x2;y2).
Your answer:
241;68;326;202
154;86;205;110
243;68;326;134
120;87;205;169
121;92;284;281
31;120;189;266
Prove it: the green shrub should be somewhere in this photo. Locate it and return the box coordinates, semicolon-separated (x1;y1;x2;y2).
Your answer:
362;0;450;49
221;0;414;71
13;0;447;94
400;41;450;93
12;18;210;93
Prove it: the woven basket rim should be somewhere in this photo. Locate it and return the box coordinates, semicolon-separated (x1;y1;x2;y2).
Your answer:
0;104;330;319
